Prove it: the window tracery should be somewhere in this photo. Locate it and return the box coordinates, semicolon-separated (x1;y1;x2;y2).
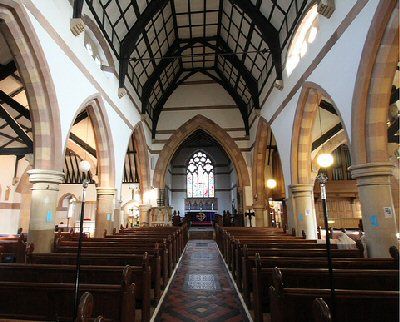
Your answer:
187;151;214;198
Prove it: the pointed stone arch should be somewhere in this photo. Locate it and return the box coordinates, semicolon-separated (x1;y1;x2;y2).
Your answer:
132;122;150;193
0;1;61;169
65;95;115;188
153;115;250;189
351;0;398;165
252;117;282;207
291;82;349;184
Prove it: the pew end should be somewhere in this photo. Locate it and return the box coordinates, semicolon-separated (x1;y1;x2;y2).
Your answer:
76;291;94;322
312;298;332;322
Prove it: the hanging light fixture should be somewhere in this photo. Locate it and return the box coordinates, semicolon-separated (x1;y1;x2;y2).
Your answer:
317;153;334;168
316;104;334;169
266;178;278;189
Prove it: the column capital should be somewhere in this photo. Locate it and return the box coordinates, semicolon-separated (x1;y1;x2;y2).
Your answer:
70;18;84;36
28;169;65;191
96;187;116;196
350;162;395;178
289;183;314;195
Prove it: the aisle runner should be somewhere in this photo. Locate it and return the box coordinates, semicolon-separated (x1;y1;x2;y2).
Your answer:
154;240;249;322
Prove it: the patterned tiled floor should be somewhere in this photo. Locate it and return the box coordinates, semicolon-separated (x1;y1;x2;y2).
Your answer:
154;240;249;322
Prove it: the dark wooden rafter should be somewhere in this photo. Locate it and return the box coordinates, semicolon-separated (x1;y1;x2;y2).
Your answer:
141;40;181;112
141;36;259;115
0;104;32;149
73;110;88;125
0;61;17;81
69;132;96;158
72;0;84;19
0;147;32;155
312;122;343;151
151;70;195;138
227;0;282;81
119;0;169;89
207;69;250;134
319;100;337;115
0;90;30;120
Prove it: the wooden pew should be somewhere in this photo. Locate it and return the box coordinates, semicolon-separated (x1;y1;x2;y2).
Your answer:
269;268;399;322
252;263;399;322
27;251;162;303
53;243;168;291
0;281;135;322
232;241;333;285
0;235;27;263
0;263;151;322
240;246;363;304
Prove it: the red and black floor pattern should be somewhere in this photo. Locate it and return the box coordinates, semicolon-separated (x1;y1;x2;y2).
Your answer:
154;240;249;322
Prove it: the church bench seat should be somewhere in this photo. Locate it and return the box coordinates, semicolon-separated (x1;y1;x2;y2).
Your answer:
252;266;399;322
53;244;168;291
27;251;161;303
240;247;363;304
0;237;27;263
269;268;399;322
232;242;337;283
242;254;398;299
55;238;174;279
0;282;135;322
0;263;151;322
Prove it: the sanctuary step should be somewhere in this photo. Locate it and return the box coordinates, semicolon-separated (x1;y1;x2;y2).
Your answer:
188;227;214;240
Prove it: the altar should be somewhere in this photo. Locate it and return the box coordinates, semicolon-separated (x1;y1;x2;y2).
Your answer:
186;210;216;225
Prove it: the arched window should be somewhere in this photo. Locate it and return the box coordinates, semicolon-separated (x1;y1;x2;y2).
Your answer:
187;151;214;198
286;4;319;76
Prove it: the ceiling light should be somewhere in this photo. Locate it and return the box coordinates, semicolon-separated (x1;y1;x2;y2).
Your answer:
317;153;334;168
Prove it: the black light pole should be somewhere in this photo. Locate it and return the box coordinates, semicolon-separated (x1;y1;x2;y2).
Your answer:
73;163;90;321
317;172;336;321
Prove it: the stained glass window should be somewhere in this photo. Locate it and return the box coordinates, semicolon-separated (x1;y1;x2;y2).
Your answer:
187;151;214;198
286;4;319;76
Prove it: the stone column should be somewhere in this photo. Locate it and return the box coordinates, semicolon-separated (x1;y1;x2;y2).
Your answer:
350;162;398;258
95;187;115;237
286;195;296;234
253;205;265;227
113;199;123;230
289;184;317;239
139;204;152;227
27;169;65;253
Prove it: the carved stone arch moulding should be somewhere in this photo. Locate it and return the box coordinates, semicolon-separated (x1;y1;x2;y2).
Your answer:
153;114;250;189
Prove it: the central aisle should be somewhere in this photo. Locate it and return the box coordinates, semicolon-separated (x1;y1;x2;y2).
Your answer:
154;240;250;322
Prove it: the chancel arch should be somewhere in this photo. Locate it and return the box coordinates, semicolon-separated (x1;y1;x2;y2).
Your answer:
153;114;250;190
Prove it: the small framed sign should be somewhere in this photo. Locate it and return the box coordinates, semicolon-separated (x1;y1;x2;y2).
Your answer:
383;207;393;218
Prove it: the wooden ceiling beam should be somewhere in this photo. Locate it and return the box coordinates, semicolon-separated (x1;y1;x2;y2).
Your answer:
227;0;282;81
0;61;17;81
119;0;169;89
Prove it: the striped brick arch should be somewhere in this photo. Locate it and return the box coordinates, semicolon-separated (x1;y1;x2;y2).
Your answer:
65;96;115;188
0;1;61;170
351;0;398;165
291;82;348;184
252;117;285;207
153;114;250;189
132;122;150;193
